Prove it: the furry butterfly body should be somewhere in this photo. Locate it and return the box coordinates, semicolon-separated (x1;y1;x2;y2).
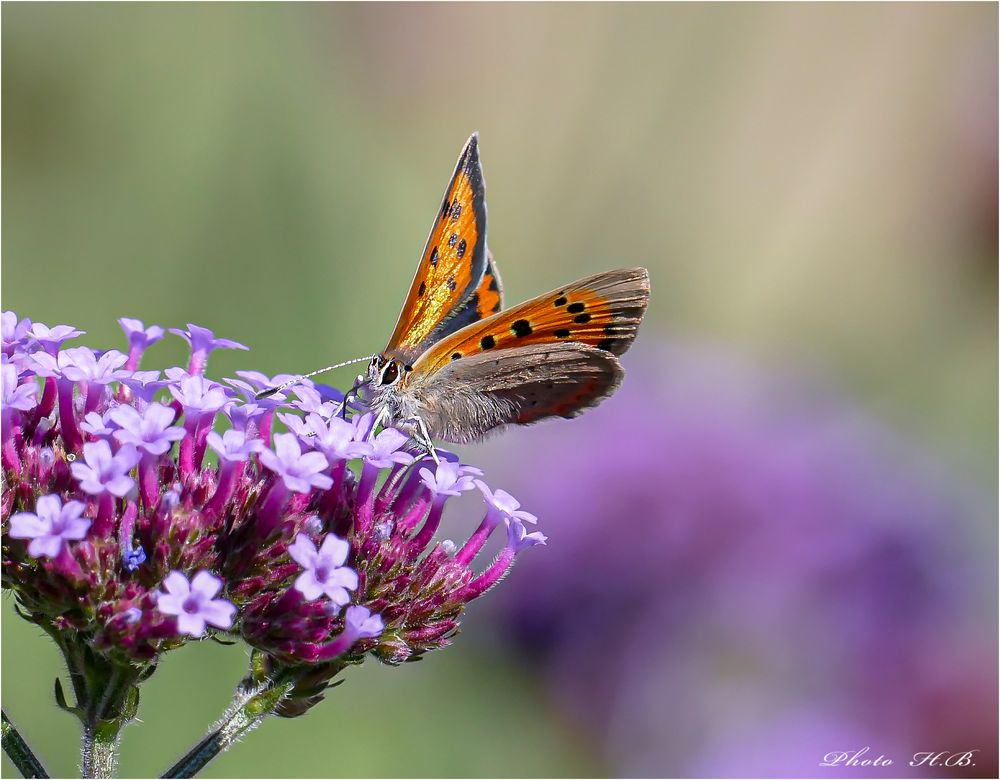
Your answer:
364;134;650;446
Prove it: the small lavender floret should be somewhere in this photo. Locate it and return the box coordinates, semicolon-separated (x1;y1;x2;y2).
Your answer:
8;495;90;558
305;413;373;461
111;404;186;456
169;374;229;414
80;411;117;438
259;433;333;493
58;347;129;384
155;571;237;637
476;480;539;525
26;323;85;354
343;605;384;640
206;429;264;462
70;440;140;497
118;318;165;351
420;461;482;497
1;311;32;354
1;363;37;411
365;428;414;468
288;533;359;604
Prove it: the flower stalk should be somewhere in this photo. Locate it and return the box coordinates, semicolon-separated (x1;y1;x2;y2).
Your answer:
50;630;146;778
2;711;49;779
161;667;298;779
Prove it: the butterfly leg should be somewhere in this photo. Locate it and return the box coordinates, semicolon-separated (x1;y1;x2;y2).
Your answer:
410;415;440;465
335;375;367;419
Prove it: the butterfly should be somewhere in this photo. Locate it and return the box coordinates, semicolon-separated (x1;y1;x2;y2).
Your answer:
263;134;649;459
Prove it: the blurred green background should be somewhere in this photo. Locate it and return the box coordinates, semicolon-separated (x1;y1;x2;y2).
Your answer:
2;3;996;777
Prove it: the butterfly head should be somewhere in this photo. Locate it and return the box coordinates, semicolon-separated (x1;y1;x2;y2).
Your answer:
368;353;411;389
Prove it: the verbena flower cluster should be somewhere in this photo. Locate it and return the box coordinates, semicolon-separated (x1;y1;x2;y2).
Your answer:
2;312;544;713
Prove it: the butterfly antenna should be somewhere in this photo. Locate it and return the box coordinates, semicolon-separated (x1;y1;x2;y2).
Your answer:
255;356;373;400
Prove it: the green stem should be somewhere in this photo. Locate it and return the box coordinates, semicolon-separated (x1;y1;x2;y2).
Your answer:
161;675;296;779
1;711;49;778
48;631;144;779
80;720;121;780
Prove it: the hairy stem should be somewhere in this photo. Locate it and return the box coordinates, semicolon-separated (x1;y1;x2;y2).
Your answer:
161;674;296;779
80;721;121;779
1;711;49;778
49;631;144;779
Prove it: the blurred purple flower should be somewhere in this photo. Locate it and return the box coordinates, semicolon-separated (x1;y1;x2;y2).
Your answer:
482;344;996;778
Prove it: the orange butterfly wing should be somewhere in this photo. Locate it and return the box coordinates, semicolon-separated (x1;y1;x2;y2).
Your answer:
383;134;489;364
410;267;650;375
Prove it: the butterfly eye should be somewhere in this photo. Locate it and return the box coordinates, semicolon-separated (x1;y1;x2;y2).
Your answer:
380;361;401;386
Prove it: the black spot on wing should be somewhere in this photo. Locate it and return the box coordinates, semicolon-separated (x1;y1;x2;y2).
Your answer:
567;302;585;314
511;320;532;337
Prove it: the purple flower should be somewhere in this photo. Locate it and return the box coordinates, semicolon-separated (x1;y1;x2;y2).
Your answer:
2;364;37;412
4;311;543;725
506;517;547;553
170;323;248;375
482;344;994;777
2;311;32;355
70;440;140;497
475;481;537;525
80;411;117;439
155;571;236;637
305;413;373;461
110;404;186;456
119;318;165;371
118;318;165;351
27;323;85;355
8;495;90;558
57;347;128;384
120;370;169;405
288;533;359;604
364;428;414;469
206;429;264;462
419;461;482;497
168;374;229;414
259;433;333;493
342;605;384;640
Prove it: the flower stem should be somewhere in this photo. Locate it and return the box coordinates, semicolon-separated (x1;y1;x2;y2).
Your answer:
1;711;49;778
161;673;297;779
80;721;121;779
49;632;144;779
